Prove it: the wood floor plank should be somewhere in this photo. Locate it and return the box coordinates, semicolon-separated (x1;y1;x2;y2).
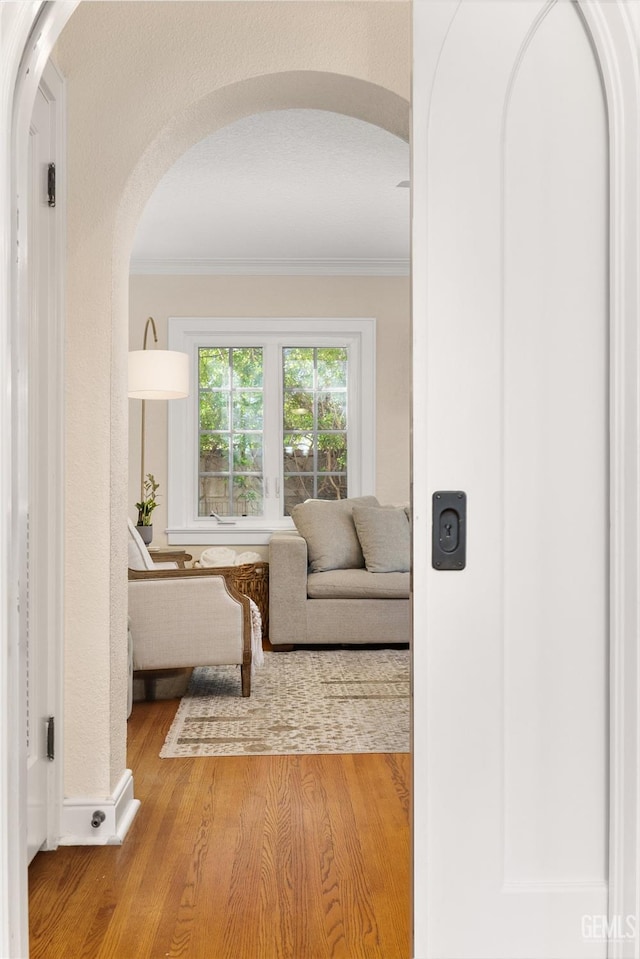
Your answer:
29;696;411;959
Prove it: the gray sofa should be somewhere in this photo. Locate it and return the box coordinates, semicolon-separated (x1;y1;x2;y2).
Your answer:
268;497;411;648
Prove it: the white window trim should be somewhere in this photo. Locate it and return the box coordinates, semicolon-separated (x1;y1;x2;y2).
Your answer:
167;317;376;545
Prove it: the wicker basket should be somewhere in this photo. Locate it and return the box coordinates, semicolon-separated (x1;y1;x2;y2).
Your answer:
215;562;269;640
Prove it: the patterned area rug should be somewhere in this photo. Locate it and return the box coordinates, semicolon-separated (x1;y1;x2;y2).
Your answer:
160;647;410;758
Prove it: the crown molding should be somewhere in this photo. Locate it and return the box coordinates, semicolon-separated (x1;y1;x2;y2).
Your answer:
129;257;409;277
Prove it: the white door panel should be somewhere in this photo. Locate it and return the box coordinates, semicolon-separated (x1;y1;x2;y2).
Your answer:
413;2;608;956
25;69;62;866
25;83;52;865
503;1;608;890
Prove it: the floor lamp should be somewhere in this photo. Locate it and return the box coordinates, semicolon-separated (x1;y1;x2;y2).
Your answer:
128;316;189;509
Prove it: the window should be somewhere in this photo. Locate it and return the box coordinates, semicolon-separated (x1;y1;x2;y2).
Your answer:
282;346;348;513
198;347;264;518
167;318;375;544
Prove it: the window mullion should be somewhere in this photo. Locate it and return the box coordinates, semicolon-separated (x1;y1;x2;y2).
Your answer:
262;341;282;523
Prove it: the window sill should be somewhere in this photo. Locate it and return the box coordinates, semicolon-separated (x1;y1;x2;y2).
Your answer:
166;522;294;547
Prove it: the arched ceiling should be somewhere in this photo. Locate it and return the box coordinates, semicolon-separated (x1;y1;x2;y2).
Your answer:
131;109;410;275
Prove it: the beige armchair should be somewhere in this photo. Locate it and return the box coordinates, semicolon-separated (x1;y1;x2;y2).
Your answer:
128;521;255;699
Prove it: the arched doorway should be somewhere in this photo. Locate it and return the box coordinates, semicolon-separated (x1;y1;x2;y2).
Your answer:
3;4;413;954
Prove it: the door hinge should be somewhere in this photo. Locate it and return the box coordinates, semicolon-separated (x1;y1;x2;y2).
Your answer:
47;163;56;208
46;716;55;761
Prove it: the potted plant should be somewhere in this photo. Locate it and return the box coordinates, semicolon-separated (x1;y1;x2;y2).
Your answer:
135;473;160;545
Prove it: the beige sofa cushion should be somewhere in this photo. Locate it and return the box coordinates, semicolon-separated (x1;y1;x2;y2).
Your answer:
353;505;410;573
291;496;379;572
307;568;410;599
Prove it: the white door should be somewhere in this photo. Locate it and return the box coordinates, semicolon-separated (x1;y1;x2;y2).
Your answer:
23;66;63;865
412;2;609;956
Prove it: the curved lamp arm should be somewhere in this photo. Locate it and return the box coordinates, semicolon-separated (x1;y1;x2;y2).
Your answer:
128;316;189;505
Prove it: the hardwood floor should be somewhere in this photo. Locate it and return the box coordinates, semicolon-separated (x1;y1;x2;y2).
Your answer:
29;696;411;958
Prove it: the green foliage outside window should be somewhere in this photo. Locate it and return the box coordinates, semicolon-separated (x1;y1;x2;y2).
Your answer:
198;344;349;518
199;347;263;517
282;347;348;514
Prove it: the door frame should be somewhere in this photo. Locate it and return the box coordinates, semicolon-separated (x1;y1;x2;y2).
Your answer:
412;2;640;957
580;4;640;952
0;2;638;958
23;56;66;864
0;4;78;955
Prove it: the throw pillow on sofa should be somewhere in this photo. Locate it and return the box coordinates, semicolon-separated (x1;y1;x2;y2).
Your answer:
291;495;379;572
352;505;410;573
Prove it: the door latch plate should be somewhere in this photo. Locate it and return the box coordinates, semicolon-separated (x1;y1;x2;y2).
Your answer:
432;491;466;570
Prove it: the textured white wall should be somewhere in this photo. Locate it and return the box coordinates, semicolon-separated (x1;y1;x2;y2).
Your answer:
128;274;410;559
53;1;410;797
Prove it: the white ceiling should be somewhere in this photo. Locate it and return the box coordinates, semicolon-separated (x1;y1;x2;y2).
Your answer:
131;109;410;275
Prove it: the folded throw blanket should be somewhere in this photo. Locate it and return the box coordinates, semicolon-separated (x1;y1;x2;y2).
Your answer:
249;598;264;676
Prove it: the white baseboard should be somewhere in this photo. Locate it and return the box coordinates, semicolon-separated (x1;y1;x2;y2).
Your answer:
59;769;141;846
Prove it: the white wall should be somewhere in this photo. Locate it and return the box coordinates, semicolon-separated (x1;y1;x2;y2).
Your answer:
53;1;410;799
129;274;410;558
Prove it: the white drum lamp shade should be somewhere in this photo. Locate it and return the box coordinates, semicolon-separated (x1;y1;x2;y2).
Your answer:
128;349;189;399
